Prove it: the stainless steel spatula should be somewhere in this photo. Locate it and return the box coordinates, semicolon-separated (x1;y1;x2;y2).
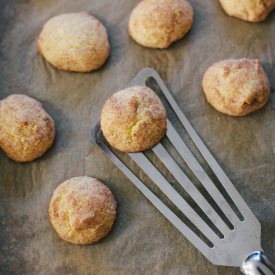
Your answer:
91;68;275;275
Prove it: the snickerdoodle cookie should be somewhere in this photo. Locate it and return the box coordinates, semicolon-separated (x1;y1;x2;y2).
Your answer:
128;0;194;49
202;58;270;116
37;12;110;72
219;0;275;22
49;177;117;245
101;86;167;152
0;94;55;162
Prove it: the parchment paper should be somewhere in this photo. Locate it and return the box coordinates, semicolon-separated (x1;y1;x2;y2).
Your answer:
0;0;274;274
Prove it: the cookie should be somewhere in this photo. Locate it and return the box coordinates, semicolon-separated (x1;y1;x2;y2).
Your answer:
202;58;270;116
0;94;55;162
101;86;167;152
219;0;275;22
37;12;110;72
49;177;117;245
128;0;193;48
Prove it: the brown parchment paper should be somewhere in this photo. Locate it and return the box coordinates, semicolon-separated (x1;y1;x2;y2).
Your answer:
0;1;274;274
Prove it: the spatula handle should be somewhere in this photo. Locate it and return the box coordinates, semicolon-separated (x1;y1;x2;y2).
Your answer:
242;251;275;275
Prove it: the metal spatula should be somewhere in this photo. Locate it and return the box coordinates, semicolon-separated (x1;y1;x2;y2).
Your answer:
91;68;275;275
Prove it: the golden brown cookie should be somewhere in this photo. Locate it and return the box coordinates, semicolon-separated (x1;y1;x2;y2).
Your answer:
37;12;110;72
0;94;55;162
202;58;270;116
219;0;275;22
128;0;193;49
49;177;117;245
101;86;167;152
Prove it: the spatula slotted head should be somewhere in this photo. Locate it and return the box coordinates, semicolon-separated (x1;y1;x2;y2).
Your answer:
92;68;262;269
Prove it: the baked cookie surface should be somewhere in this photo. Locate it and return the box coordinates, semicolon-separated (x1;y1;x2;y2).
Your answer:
49;177;117;245
128;0;193;48
202;59;270;116
37;12;110;72
0;94;55;162
101;86;167;152
219;0;275;22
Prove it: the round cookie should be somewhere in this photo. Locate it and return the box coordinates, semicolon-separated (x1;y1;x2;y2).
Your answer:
49;177;117;245
101;86;167;152
128;0;193;49
37;12;110;72
202;59;270;116
219;0;275;22
0;94;55;162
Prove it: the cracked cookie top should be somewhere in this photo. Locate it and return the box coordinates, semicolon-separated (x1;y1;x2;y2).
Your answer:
202;58;270;116
49;176;117;245
0;94;55;162
100;86;167;152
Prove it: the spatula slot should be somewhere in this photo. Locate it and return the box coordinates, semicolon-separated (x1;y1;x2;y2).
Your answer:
144;145;225;239
201;164;245;223
159;137;235;232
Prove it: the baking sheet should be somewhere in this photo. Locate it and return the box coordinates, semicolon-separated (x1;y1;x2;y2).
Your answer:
0;0;274;274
